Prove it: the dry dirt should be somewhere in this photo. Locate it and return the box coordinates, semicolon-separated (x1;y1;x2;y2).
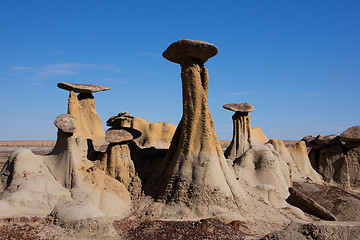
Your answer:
0;216;255;240
3;140;342;240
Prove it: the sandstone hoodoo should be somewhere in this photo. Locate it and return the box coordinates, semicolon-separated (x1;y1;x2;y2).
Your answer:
223;103;255;161
145;39;247;219
101;127;142;197
2;40;360;239
58;82;109;146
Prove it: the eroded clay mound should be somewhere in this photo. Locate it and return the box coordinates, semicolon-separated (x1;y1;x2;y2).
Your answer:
250;126;269;143
132;117;176;149
0;116;132;237
107;112;176;149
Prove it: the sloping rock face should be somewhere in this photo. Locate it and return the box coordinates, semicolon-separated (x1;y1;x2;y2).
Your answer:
234;143;292;199
107;112;176;149
250;126;269;143
305;126;360;189
68;91;106;144
233;135;322;196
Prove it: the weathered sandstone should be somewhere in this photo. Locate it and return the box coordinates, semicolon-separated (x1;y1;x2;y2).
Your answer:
223;103;254;160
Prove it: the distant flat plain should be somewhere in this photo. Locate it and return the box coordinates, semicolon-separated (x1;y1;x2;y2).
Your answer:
0;140;297;168
0;141;55;167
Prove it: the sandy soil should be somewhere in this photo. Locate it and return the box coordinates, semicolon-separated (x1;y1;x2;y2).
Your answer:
0;140;305;240
0;216;255;240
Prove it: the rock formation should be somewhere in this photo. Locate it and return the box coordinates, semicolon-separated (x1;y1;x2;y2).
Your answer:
2;41;360;239
107;112;176;149
100;127;142;197
145;39;248;219
0;114;131;237
223;103;255;161
57;82;108;146
286;187;337;221
304;126;360;189
250;126;269;143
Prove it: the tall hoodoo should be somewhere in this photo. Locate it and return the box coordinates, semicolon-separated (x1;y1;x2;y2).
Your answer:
146;39;246;218
223;103;255;161
57;82;109;145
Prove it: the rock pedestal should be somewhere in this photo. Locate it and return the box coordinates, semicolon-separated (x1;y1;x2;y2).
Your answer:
58;82;109;145
101;127;142;197
223;103;254;161
146;39;247;219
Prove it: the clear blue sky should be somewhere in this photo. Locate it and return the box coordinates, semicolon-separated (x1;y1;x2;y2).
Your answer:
0;1;359;141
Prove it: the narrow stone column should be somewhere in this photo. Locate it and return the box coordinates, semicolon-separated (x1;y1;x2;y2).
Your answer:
146;39;247;218
223;103;254;161
45;114;78;189
102;127;142;197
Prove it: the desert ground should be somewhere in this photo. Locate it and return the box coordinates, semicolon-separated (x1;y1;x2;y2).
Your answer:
2;140;360;239
0;141;251;239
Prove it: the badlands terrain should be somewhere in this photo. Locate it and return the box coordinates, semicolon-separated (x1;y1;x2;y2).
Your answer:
1;39;360;239
2;140;359;240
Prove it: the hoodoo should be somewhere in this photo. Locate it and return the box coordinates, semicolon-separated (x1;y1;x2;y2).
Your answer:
57;82;109;146
223;103;255;161
101;127;142;197
145;39;247;219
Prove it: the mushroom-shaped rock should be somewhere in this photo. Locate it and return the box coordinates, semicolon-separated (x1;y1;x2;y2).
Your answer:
145;39;247;219
105;127;141;143
57;82;109;145
162;39;218;64
57;82;110;93
54;114;77;133
102;127;142;197
340;126;360;143
223;103;255;113
223;103;255;160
